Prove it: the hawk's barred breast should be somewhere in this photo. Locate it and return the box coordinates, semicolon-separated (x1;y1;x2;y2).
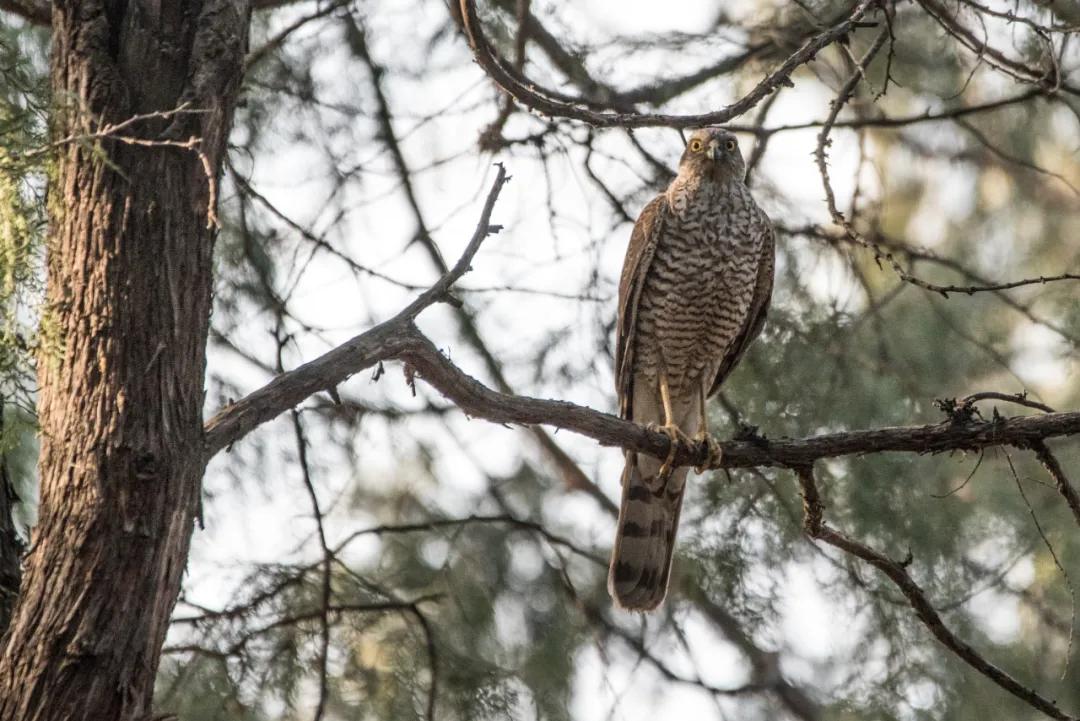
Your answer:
632;175;770;395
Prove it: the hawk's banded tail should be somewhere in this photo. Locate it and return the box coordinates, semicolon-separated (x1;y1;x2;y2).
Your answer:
608;455;687;611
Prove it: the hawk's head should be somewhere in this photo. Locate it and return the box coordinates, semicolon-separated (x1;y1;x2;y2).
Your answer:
678;127;745;183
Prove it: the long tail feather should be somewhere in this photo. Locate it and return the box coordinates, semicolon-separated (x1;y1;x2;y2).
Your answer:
608;455;686;611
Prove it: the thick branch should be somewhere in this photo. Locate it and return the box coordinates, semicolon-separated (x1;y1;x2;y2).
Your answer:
206;315;1080;470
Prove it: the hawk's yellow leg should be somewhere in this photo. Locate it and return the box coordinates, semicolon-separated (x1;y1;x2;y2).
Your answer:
693;379;723;473
651;371;692;481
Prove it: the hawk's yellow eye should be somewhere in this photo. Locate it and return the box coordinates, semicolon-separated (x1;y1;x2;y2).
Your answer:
725;139;737;151
688;139;703;153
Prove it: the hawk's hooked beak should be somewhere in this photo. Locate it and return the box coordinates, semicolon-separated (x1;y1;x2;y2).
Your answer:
706;139;720;161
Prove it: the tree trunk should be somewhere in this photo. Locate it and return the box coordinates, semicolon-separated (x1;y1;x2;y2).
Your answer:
0;2;249;719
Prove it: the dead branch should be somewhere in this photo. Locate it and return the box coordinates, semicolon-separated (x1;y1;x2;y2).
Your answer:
203;163;510;453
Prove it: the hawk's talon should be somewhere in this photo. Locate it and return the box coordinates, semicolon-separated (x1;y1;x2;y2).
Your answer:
647;422;692;481
693;432;723;473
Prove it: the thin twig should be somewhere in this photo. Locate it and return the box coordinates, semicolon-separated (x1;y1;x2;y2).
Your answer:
963;391;1056;414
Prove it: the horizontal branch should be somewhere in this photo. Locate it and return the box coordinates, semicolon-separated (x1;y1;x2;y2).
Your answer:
203;168;1079;477
396;329;1080;467
206;313;1080;471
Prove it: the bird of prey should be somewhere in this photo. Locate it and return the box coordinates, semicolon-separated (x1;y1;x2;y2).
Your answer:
609;127;775;611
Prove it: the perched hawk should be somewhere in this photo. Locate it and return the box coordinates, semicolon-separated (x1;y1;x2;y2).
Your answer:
609;127;775;611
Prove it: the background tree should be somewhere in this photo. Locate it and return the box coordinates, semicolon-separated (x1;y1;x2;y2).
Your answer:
0;1;1078;720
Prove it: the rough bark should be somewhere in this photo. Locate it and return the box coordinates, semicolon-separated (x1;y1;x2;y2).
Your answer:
0;2;249;719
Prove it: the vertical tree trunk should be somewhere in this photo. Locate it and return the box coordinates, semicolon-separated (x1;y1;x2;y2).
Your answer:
0;2;249;719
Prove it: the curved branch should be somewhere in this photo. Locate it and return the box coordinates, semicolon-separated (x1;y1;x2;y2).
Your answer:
455;0;881;127
961;391;1056;414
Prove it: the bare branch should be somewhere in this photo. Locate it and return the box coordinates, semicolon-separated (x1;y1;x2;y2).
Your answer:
783;224;1080;347
203;164;510;454
962;391;1056;415
956;0;1080;34
729;89;1047;137
793;465;1079;721
815;28;892;272
455;0;881;128
206;311;1080;471
332;514;606;566
1031;440;1080;528
917;0;1077;94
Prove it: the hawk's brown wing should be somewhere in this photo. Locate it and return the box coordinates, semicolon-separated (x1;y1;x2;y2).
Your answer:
615;194;669;420
707;222;775;397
